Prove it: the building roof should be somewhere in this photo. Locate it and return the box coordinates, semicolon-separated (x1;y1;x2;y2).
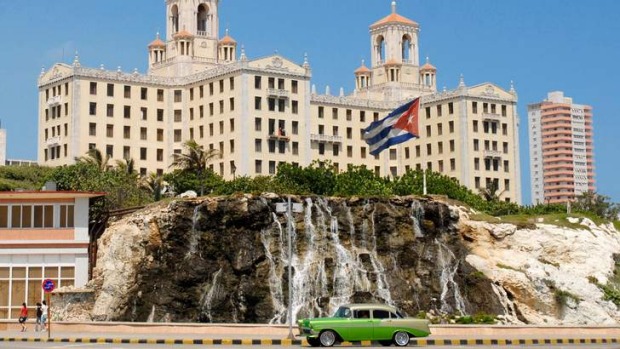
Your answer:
0;191;105;200
148;38;166;48
354;64;371;74
371;13;418;28
219;35;237;44
420;62;437;71
173;30;194;39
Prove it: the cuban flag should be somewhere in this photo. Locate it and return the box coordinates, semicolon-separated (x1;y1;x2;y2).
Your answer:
363;98;420;156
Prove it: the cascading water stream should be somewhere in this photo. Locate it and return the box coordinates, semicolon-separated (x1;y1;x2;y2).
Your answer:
185;205;201;259
365;202;394;305
200;268;222;322
411;200;425;238
435;239;466;315
261;213;287;324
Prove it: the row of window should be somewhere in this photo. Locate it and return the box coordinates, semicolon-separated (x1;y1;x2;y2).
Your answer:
254;76;299;93
44;83;70;100
0;204;74;229
44;103;69;121
0;266;75;319
317;107;379;123
89;82;163;102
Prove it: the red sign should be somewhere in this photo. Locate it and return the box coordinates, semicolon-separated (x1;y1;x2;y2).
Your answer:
42;279;55;293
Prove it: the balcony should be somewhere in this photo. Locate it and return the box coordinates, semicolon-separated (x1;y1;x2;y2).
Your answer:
47;95;62;107
482;113;501;122
46;136;61;147
268;131;290;142
267;88;289;99
310;134;343;143
483;149;502;158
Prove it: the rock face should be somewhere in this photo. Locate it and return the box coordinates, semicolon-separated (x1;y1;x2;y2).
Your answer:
87;195;620;325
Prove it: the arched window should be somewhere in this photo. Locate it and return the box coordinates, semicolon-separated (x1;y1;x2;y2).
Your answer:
376;36;385;63
197;4;209;34
402;35;411;62
171;5;179;33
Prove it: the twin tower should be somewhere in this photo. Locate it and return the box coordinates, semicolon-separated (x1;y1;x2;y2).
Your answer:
147;0;436;98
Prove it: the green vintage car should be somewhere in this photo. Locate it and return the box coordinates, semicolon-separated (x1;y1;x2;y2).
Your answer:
297;303;431;347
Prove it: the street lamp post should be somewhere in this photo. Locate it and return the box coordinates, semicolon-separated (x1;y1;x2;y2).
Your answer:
275;197;303;340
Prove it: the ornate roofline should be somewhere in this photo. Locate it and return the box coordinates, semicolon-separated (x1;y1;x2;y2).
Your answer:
38;58;311;89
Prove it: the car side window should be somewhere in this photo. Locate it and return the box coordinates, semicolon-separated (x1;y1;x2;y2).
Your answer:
334;307;351;318
373;310;390;319
392;312;402;319
354;310;370;319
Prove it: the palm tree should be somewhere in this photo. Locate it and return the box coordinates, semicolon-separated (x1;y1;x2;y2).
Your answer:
115;158;137;177
141;172;167;201
75;148;110;172
169;140;219;195
478;180;505;202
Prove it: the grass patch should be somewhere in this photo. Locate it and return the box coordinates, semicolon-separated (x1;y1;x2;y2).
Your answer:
496;263;521;272
554;289;581;306
455;313;496;324
614;221;620;232
538;258;560;268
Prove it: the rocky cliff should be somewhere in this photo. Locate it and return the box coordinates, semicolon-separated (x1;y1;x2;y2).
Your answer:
82;194;620;325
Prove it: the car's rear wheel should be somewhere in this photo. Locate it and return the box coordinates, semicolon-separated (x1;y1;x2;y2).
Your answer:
319;330;337;347
393;331;410;347
379;340;393;346
307;337;321;347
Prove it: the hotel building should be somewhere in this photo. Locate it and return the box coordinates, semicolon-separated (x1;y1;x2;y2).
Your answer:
528;91;595;204
37;1;521;203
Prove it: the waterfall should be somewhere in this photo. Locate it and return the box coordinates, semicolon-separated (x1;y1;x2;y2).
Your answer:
411;200;425;238
317;198;356;312
146;305;156;322
185;205;201;259
261;213;287;324
435;239;466;315
259;198;451;323
344;202;372;292
200;268;222;322
491;282;520;323
365;202;394;305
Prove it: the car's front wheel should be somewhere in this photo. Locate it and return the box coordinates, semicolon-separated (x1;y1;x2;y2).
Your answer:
393;331;410;347
306;337;321;347
319;330;337;347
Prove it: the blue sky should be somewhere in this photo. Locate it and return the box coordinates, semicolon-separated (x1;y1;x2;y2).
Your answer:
0;0;618;204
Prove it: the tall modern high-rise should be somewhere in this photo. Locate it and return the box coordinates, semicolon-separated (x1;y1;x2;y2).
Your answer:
38;1;521;203
528;91;595;204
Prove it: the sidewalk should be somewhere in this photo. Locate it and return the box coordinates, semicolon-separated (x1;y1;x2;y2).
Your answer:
0;323;619;346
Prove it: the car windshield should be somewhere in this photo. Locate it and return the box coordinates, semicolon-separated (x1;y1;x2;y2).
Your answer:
333;306;351;318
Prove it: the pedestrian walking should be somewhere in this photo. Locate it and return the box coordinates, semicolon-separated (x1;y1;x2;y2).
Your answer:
41;300;48;331
35;302;42;332
18;303;28;332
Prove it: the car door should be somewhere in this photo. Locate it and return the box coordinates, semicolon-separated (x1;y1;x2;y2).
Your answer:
372;309;394;340
346;309;373;341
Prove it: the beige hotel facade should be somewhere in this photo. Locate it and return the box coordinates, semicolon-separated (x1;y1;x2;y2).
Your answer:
38;0;522;203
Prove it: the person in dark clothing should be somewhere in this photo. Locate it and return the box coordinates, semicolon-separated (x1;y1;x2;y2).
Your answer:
35;303;42;332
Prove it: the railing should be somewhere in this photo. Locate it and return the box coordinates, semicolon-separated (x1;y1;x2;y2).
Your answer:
267;88;289;99
46;136;61;146
268;133;290;142
310;134;343;143
482;113;501;121
47;95;62;107
483;149;502;158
